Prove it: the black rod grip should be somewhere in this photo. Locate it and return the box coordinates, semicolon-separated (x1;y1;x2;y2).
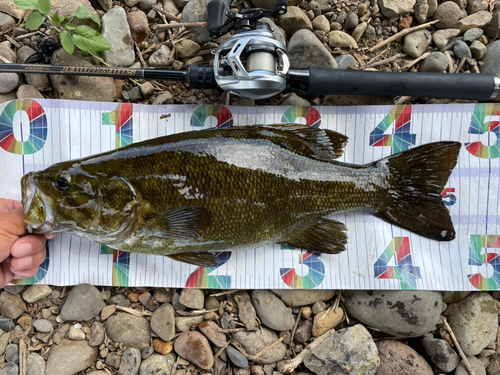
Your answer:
207;0;225;33
306;68;495;101
276;0;287;7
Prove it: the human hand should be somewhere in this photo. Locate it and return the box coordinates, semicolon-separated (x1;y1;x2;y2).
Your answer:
0;199;55;288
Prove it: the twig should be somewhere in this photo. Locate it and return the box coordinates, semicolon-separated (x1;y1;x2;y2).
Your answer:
248;336;285;361
443;317;476;375
277;328;337;374
0;55;13;64
214;339;232;360
19;338;26;375
368;20;439;52
155;22;207;30
116;306;153;317
218;328;246;333
290;307;302;342
359;53;406;70
354;53;366;66
176;308;218;316
171;355;180;375
153;6;181;22
444;51;456;73
135;42;147;68
402;52;430;71
395;96;411;105
455;55;468;73
5;35;22;49
210;290;241;297
14;30;41;40
366;47;389;64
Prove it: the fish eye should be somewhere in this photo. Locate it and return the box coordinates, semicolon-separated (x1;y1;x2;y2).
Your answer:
54;173;70;192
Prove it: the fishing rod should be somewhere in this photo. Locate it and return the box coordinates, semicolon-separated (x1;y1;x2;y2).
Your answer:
1;0;499;102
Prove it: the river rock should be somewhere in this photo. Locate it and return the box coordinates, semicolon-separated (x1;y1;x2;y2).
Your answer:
447;292;498;356
336;54;358;69
413;0;429;23
180;0;229;44
46;339;97;375
344;12;359;30
61;284;104;321
0;363;18;375
271;290;335;306
199;321;227;347
163;0;180;16
176;39;201;59
312;15;330;32
344;290;442;337
279;6;313;35
379;0;416;17
149;45;173;67
0;292;26;319
17;85;44;99
480;40;500;75
432;28;460;50
433;1;461;28
294;320;313;343
232;327;287;364
127;10;150;44
89;322;105;347
312;307;344;337
455;356;487;375
328;30;358;48
234;291;257;331
151;303;175;341
470;40;487;59
47;0;96;18
179;289;204;309
288;29;337;69
119;348;141;375
0;1;25;18
467;0;488;13
422;337;459;372
140;353;175;375
33;319;53;333
403;29;432;57
0;72;18;94
463;27;483;42
304;325;379;375
0;41;14;62
454;11;492;33
376;339;433;375
453;39;472;59
260;17;286;45
281;93;311;106
420;51;449;72
352;22;367;42
174;331;214;370
175;315;204;332
226;345;249;368
105;312;151;350
26;353;45;375
485;12;500;38
50;49;116;101
102;7;135;67
251;290;295;332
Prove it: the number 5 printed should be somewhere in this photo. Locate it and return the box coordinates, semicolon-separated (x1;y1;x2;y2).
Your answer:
468;235;500;290
466;103;500;159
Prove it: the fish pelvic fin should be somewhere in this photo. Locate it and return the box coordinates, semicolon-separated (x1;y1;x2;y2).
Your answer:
262;124;348;160
278;218;348;254
168;252;220;267
375;141;461;241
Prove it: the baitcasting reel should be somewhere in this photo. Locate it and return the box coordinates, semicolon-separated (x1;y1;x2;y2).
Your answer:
207;0;290;99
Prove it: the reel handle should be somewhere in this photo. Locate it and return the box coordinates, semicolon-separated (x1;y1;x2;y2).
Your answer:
207;0;226;35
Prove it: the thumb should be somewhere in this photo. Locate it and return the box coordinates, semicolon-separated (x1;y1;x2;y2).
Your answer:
0;207;27;258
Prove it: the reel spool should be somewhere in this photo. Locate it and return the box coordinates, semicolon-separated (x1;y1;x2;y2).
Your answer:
207;0;289;99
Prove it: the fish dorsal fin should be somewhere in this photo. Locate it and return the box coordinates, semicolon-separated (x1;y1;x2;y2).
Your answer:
143;206;212;240
261;124;348;161
168;252;220;267
278;218;348;254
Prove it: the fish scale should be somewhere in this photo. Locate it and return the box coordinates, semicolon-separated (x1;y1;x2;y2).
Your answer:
21;124;461;266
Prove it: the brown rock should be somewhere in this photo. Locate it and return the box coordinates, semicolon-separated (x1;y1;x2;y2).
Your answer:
376;340;433;375
199;320;227;347
279;6;313;36
433;1;461;28
176;39;201;59
312;307;345;337
454;10;492;33
234;291;257;331
46;339;98;375
0;291;26;319
174;331;214;370
294;320;313;343
128;292;140;303
17;85;44;99
153;338;173;354
89;322;105;347
127;10;150;44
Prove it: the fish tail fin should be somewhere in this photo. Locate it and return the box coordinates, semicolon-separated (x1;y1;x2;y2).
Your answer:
375;142;461;241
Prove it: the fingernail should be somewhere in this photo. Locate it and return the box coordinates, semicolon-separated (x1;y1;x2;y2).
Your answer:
44;233;57;240
16;257;32;270
16;243;32;257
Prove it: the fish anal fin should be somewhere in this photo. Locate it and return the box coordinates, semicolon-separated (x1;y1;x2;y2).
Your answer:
261;124;349;161
279;218;348;254
168;252;220;267
143;206;212;240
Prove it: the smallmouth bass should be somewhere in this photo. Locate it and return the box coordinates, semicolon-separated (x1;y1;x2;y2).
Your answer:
21;124;461;266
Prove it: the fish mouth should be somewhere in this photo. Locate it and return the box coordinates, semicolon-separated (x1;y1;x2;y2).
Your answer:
22;173;56;234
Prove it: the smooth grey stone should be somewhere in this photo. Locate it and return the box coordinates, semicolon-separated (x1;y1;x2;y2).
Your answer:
432;29;459;50
119;348;141;375
403;29;432;58
226;345;249;368
105;312;151;351
336;10;347;24
379;0;416;17
0;317;14;332
453;40;472;59
179;289;204;309
33;319;53;333
102;7;135;66
89;321;105;347
3;286;23;296
61;284;104;322
0;73;18;94
344;290;443;337
151;303;175;341
463;27;483;42
46;339;97;375
304;324;379;375
335;54;357;69
149;45;173;67
260;18;286;46
0;12;15;31
152;92;173;105
485;12;500;38
271;290;335;307
419;51;449;72
4;344;17;362
139;353;175;375
422;337;459;372
0;362;18;375
142;347;154;360
363;25;377;40
232;327;287;364
455;356;486;375
108;293;130;307
251;290;295;331
480;40;500;75
26;352;45;375
447;292;498;356
343;12;359;29
140;0;157;9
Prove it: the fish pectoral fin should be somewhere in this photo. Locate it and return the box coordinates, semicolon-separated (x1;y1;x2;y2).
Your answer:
144;206;212;240
168;252;220;267
262;124;348;160
278;218;348;254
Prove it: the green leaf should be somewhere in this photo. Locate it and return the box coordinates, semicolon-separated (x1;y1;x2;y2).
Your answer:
36;0;50;16
13;0;38;10
64;22;76;31
53;10;60;24
70;7;101;27
60;29;74;55
73;25;111;52
25;11;45;29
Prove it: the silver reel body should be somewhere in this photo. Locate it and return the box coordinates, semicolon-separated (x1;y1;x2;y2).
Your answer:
213;29;289;99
